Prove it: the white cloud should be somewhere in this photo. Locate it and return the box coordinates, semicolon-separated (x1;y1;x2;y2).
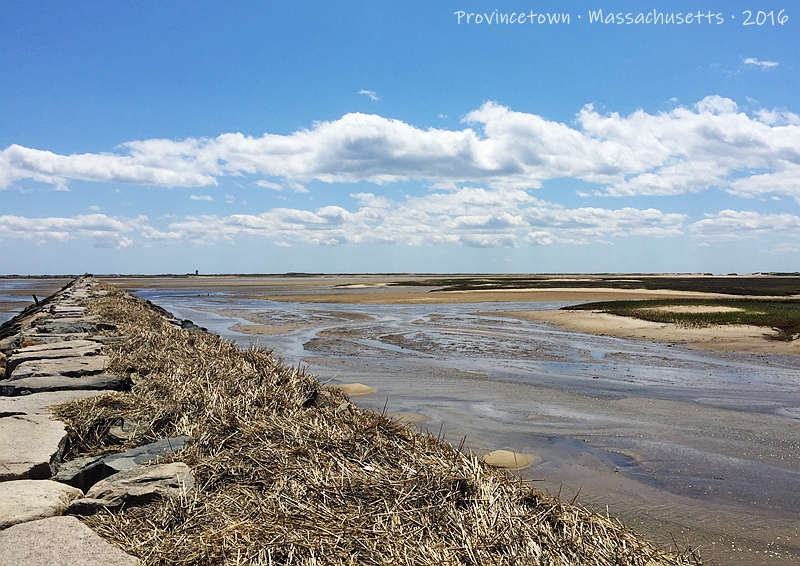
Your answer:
88;205;100;211
754;108;800;126
138;187;686;247
0;143;215;190
2;96;799;202
744;58;779;69
288;182;309;193
255;180;283;191
190;194;213;201
10;190;800;252
690;210;800;242
0;214;146;248
359;89;380;101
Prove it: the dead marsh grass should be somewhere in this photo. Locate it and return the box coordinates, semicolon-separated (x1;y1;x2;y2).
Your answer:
52;282;703;565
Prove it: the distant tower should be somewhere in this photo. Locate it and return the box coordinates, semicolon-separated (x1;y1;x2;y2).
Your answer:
195;270;199;276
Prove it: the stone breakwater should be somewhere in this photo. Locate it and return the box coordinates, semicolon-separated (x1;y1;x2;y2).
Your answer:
0;277;195;565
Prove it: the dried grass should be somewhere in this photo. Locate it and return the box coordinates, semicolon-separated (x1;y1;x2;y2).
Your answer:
53;283;703;565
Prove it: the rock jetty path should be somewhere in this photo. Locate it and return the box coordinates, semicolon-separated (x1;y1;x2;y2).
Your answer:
0;277;193;565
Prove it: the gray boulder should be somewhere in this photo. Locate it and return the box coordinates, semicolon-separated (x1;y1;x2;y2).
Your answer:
68;462;194;515
53;456;109;492
103;436;192;473
54;435;191;492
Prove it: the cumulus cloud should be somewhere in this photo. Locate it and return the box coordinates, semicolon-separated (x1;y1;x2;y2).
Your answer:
190;194;213;201
1;96;799;201
744;58;779;69
8;192;800;252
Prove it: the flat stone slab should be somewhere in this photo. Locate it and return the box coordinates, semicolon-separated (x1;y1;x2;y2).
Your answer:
6;334;91;347
0;413;66;481
0;390;104;416
0;373;124;396
0;515;139;565
103;436;192;472
9;339;100;353
50;306;86;318
32;320;103;334
0;479;83;529
6;340;103;375
55;436;191;492
9;356;108;380
69;462;193;515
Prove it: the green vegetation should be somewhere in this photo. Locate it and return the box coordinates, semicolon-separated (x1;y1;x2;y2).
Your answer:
390;275;800;296
567;298;800;341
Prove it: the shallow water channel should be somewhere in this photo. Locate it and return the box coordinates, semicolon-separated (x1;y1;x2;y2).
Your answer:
124;286;800;566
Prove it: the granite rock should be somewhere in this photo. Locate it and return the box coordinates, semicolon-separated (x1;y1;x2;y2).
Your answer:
6;340;103;375
0;413;66;481
0;515;139;565
9;356;108;380
0;373;125;396
103;436;192;473
69;462;194;514
0;479;83;529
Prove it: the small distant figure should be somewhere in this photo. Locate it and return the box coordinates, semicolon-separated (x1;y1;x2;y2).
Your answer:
195;270;199;276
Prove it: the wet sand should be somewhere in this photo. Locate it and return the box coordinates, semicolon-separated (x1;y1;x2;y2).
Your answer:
3;275;800;565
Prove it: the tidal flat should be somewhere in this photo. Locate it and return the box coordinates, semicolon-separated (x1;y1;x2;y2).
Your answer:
3;273;799;565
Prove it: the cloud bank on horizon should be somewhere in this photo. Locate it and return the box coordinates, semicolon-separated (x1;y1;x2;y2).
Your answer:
2;95;800;256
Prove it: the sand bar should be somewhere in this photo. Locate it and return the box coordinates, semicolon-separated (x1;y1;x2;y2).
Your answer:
501;309;800;355
228;323;311;335
254;287;733;305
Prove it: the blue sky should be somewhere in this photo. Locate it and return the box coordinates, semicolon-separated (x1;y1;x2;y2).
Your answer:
1;1;798;274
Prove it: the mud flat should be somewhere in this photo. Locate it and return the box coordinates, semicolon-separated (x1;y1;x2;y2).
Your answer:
89;274;800;566
0;276;705;565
